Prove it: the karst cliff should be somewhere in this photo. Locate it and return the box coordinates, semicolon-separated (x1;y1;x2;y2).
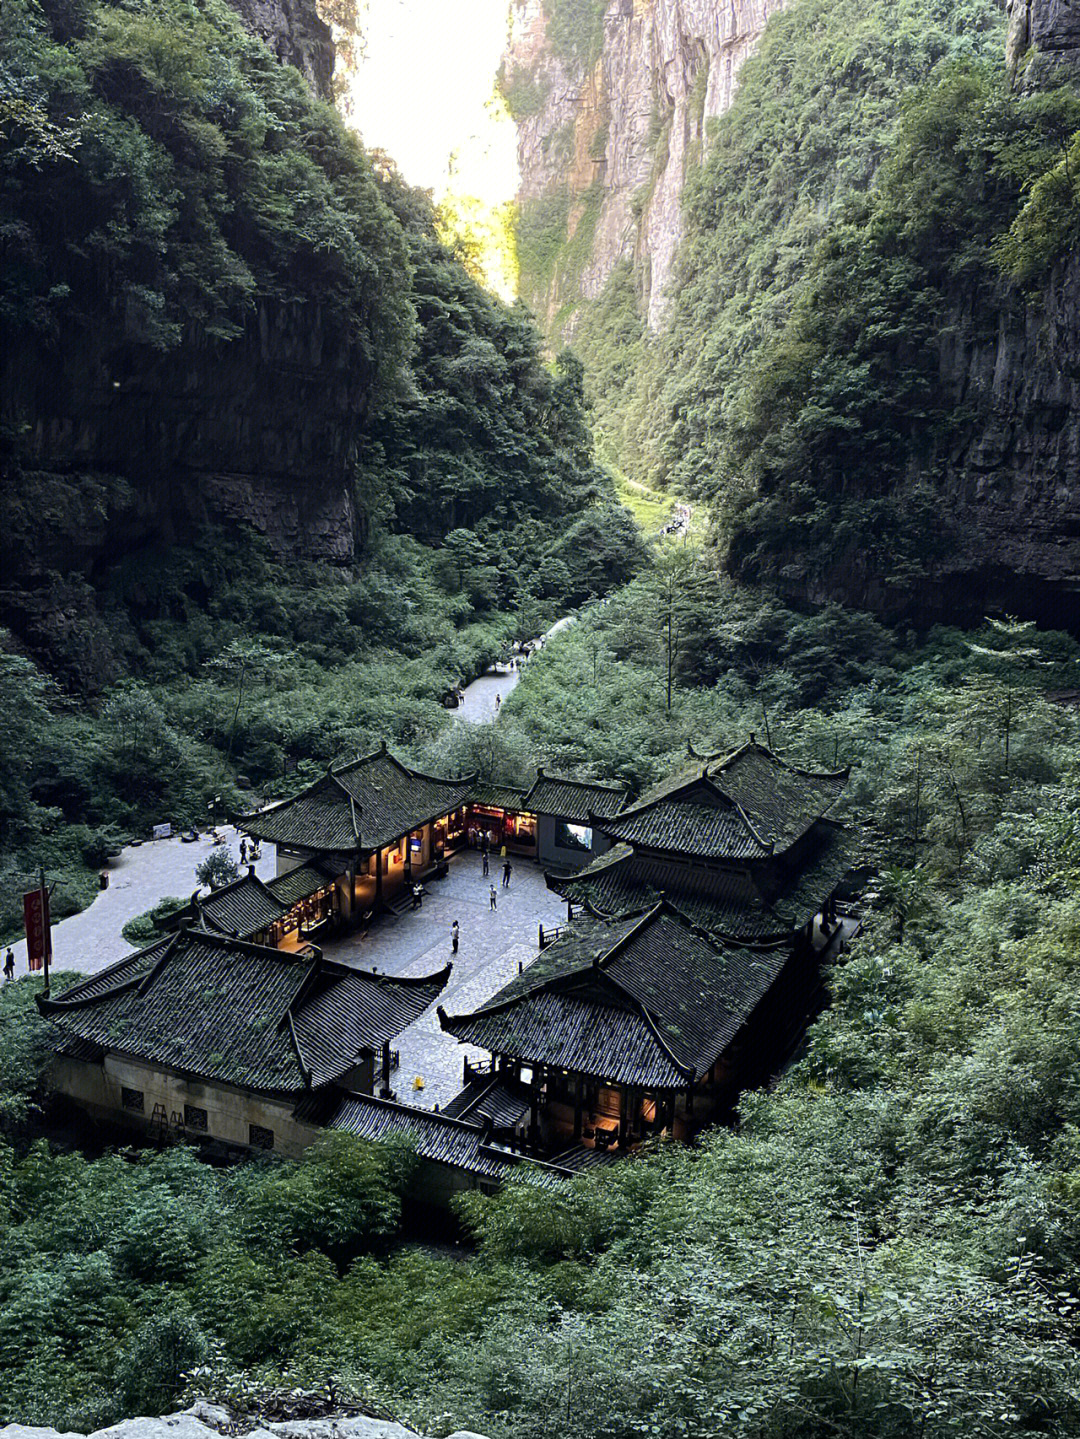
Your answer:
502;0;783;335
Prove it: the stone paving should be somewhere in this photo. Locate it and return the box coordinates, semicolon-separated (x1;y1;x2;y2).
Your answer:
7;833;275;979
323;850;565;1111
454;663;520;724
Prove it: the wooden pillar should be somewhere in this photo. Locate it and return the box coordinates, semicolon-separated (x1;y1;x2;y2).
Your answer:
619;1085;630;1145
375;849;383;908
573;1076;583;1141
380;1040;391;1098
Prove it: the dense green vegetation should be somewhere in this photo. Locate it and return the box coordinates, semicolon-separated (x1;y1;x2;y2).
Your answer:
567;0;1080;591
5;583;1080;1435
0;0;644;940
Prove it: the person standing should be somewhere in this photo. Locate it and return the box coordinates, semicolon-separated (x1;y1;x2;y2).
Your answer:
489;885;498;911
451;920;459;955
482;849;489;877
3;950;13;982
502;859;513;888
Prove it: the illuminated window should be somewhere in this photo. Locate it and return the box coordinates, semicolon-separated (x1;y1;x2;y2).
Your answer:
555;821;592;851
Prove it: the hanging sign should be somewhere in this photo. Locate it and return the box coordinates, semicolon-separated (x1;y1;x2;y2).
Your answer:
23;887;51;973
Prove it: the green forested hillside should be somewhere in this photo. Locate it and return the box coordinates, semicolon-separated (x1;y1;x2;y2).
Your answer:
4;590;1080;1435
0;0;643;937
573;0;1080;606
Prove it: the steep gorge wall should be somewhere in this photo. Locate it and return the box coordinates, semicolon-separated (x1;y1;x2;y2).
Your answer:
503;0;783;334
227;0;334;98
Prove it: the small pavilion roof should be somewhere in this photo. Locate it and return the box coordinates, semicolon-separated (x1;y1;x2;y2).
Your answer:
440;904;788;1089
158;870;288;940
596;781;772;861
266;860;338;908
701;739;848;847
323;1092;572;1185
523;770;627;824
470;783;532;811
237;746;477;854
39;930;450;1096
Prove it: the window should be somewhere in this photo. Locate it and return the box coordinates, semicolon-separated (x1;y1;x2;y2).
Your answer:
184;1103;208;1132
555;821;592;852
249;1123;274;1150
121;1086;144;1113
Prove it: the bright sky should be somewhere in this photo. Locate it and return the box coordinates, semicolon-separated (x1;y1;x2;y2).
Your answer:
348;0;519;214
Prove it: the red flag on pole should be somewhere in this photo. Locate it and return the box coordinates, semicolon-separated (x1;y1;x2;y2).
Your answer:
23;887;50;973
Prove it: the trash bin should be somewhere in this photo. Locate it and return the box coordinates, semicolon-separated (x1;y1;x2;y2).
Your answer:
99;871;109;890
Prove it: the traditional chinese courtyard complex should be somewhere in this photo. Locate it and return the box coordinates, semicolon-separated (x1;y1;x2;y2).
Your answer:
39;740;861;1204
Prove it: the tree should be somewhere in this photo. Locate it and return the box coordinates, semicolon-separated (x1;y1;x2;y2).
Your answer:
205;641;294;764
195;850;239;891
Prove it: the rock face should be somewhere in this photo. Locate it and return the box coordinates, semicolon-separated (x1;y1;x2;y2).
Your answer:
0;1402;488;1439
758;0;1080;630
503;0;783;333
226;0;334;98
1;298;370;686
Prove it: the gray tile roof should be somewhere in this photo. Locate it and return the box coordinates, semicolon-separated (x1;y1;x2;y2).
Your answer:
709;741;848;847
607;741;849;860
41;932;450;1097
471;784;532;811
266;861;337;908
326;1093;572;1184
441;905;789;1089
442;1078;532;1128
195;872;287;937
550;825;853;940
598;788;772;860
292;964;450;1087
524;771;627;824
239;747;476;854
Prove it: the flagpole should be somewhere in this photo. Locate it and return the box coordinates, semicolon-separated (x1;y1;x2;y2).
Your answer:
40;868;51;1000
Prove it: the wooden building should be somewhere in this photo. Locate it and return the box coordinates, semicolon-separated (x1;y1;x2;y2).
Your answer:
40;929;449;1156
467;784;537;855
157;863;337;949
237;744;477;918
519;769;628;869
440;739;858;1158
548;738;852;945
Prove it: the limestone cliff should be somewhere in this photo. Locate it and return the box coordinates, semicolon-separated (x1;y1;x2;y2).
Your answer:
226;0;334;99
502;0;783;334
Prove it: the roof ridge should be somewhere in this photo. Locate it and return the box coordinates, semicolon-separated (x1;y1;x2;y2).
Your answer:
593;965;697;1080
532;768;627;793
285;1008;312;1087
593;903;663;970
712;737;850;782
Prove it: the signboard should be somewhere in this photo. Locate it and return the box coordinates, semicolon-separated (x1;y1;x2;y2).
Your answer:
23;887;51;974
152;822;173;840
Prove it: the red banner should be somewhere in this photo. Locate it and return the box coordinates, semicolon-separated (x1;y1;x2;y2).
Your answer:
23;888;51;973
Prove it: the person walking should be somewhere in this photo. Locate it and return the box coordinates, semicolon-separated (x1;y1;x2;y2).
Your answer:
482;849;489;877
3;950;14;982
239;837;248;865
451;920;459;955
489;885;498;911
494;692;501;714
502;859;513;888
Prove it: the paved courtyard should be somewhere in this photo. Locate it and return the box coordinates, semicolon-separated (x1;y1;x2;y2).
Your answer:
7;834;275;978
325;851;565;1110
